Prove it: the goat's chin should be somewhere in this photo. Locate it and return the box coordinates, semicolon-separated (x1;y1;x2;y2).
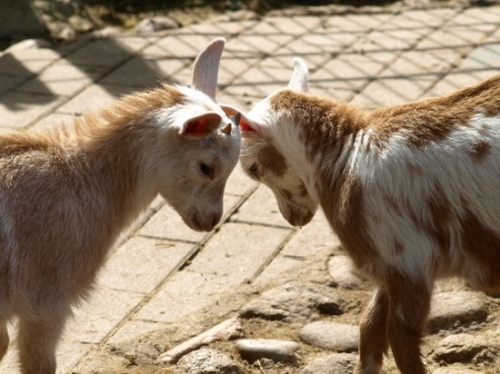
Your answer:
182;215;206;232
282;209;315;227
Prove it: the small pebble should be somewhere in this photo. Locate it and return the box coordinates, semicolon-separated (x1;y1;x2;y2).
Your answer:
235;338;300;363
175;348;245;374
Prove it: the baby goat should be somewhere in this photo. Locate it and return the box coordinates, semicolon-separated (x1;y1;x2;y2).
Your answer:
0;38;240;374
223;59;500;373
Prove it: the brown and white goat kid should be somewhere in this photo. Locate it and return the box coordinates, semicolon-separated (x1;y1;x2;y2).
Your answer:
0;38;240;374
222;58;500;373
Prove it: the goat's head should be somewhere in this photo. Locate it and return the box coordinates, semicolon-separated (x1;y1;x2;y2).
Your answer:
221;58;318;227
153;38;240;232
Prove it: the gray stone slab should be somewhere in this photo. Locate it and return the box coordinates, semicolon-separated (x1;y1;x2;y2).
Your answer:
0;74;27;96
231;185;291;228
0;91;64;128
65;38;134;68
99;236;195;294
56;83;137;115
136;222;290;323
0;48;60;76
351;74;438;108
16;62;106;96
101;55;190;88
65;285;144;344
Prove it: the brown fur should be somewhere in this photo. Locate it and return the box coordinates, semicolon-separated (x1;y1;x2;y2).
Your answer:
237;55;500;373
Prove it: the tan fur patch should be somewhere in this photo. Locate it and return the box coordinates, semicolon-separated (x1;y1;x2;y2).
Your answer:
426;184;452;257
370;75;500;149
269;90;369;162
257;143;287;177
320;173;380;273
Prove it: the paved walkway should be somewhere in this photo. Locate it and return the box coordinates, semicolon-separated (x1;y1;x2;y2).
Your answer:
1;3;500;373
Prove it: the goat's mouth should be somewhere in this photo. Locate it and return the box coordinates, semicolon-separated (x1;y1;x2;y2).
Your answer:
182;210;219;232
278;203;315;227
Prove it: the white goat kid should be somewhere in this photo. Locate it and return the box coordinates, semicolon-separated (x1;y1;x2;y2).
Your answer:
223;58;500;374
0;38;240;374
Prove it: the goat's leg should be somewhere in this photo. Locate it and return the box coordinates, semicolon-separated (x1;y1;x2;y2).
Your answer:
18;310;68;374
354;288;389;374
0;319;9;362
386;272;431;374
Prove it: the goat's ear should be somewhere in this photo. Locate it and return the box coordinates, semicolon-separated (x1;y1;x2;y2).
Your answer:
191;38;225;101
221;104;263;139
288;57;309;92
179;112;222;139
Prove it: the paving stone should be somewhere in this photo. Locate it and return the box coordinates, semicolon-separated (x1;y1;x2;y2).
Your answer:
432;333;489;364
0;74;27;96
236;338;300;363
65;38;134;68
311;52;391;82
299;321;359;353
240;282;345;322
100;55;190;88
328;255;365;290
425;70;499;99
64;285;144;344
0;48;61;76
56;83;137;115
137;223;290;323
153;34;222;59
99;236;195;293
230;185;291;227
0;91;64;129
175;348;245;374
429;292;489;333
300;353;358;374
351;74;438;108
459;42;500;70
16;62;106;96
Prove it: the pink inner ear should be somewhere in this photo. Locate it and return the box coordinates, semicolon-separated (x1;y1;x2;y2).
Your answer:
185;119;206;135
240;118;256;133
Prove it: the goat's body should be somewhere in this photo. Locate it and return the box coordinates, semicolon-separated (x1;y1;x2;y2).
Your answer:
0;72;240;372
240;74;500;373
0;89;171;373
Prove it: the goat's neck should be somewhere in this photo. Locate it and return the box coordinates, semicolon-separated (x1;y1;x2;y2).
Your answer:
73;117;159;241
270;91;369;203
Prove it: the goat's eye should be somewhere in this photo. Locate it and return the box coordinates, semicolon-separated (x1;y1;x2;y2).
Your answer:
249;163;258;177
200;163;215;179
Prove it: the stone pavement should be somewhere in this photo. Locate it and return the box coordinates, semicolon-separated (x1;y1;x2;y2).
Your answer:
1;3;500;373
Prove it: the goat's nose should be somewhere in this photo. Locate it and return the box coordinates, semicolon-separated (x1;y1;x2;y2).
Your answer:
211;212;222;229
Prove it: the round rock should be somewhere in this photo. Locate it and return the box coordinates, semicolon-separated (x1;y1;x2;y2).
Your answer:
432;333;488;364
301;353;358;374
235;338;300;364
240;281;345;322
429;292;488;333
299;321;359;353
175;348;245;374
